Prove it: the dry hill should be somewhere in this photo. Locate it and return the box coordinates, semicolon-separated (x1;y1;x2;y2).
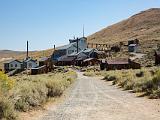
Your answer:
88;8;160;47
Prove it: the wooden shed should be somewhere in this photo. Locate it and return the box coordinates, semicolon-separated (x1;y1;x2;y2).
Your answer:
31;65;47;75
39;57;53;72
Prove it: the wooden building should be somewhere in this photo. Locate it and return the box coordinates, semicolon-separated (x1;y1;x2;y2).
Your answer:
83;58;100;66
4;60;23;73
31;65;47;75
57;55;76;66
23;58;38;69
101;59;141;70
52;37;87;61
39;57;53;72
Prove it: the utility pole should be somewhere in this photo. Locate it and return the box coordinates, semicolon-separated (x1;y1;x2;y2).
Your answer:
77;38;79;53
26;40;29;59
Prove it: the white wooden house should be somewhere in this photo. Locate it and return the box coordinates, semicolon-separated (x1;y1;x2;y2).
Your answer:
4;59;23;73
23;58;38;69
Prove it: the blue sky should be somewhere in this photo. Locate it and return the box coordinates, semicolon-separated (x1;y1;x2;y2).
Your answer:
0;0;160;51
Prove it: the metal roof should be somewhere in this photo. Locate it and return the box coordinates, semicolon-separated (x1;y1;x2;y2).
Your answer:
39;57;49;62
83;58;98;62
58;55;76;62
24;58;36;63
129;44;137;47
83;48;94;53
4;59;22;64
56;42;76;50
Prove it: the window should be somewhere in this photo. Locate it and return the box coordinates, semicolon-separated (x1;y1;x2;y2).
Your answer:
28;63;32;68
10;64;13;68
15;64;17;67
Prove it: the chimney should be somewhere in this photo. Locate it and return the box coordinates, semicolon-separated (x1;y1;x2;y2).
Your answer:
27;41;29;59
77;38;79;53
83;25;85;37
54;45;56;50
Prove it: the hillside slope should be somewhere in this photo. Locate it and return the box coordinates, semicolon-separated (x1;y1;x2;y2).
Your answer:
88;8;160;45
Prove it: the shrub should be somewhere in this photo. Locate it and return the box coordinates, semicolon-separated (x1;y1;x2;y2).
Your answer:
14;81;48;112
46;80;64;97
0;97;17;120
0;71;14;96
136;71;144;77
103;75;117;81
12;71;77;112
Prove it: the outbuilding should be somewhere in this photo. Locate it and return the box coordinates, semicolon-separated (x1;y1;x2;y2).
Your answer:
128;44;138;52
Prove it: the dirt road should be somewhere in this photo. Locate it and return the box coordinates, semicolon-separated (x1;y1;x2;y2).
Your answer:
35;72;160;120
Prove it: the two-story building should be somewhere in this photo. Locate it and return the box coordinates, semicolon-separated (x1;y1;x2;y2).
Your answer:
52;37;87;61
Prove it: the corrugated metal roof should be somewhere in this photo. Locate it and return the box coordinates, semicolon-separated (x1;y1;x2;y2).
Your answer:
58;55;76;62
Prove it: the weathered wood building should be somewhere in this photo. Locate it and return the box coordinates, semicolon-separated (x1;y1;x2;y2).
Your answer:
56;48;101;66
100;59;141;70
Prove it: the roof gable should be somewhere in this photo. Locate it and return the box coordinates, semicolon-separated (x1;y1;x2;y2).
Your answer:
4;59;22;64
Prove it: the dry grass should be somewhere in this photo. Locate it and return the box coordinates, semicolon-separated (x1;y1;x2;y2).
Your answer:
84;67;160;99
0;70;77;119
